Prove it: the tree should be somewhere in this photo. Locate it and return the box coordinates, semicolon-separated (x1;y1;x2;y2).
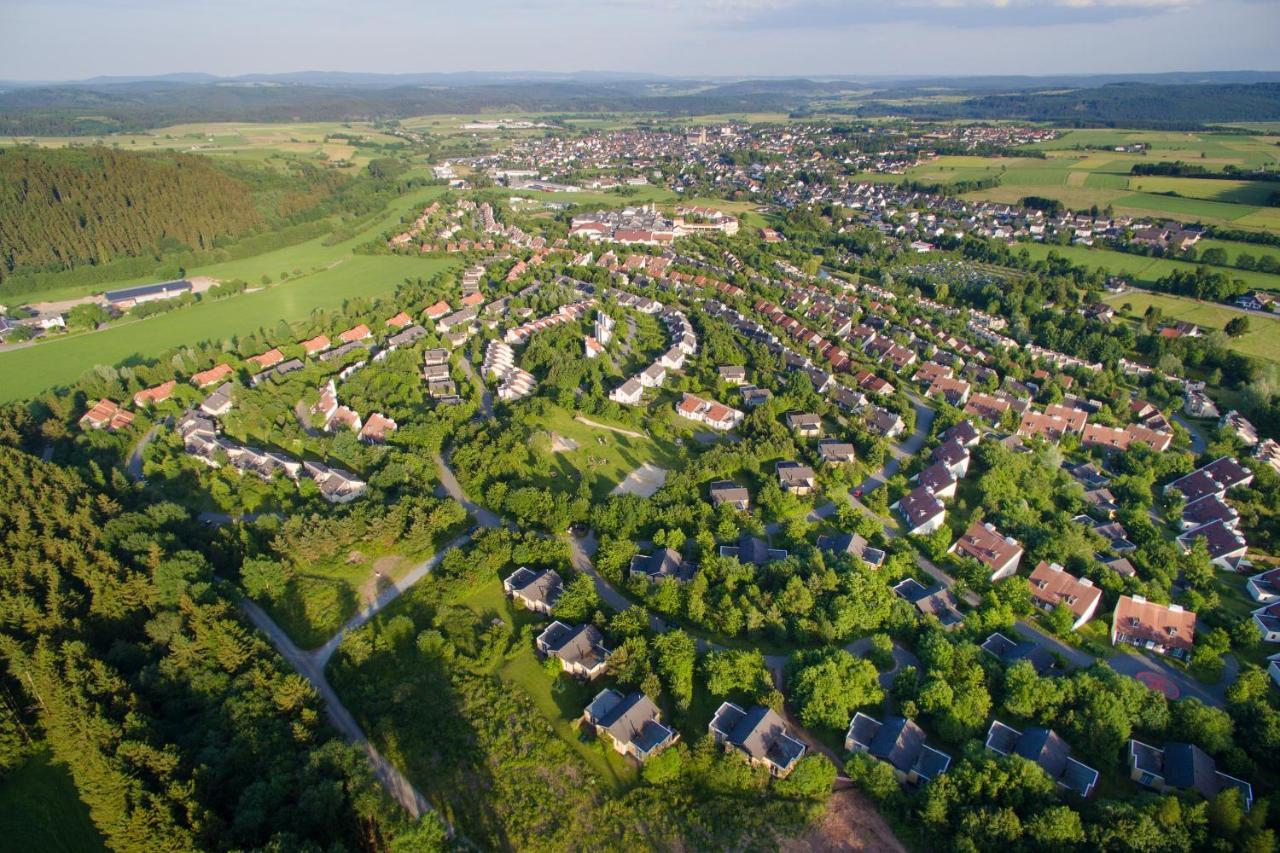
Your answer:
553;574;601;623
240;557;292;601
390;814;450;852
703;649;774;702
1226;316;1250;338
642;744;685;785
775;755;837;800
787;648;883;730
653;630;696;711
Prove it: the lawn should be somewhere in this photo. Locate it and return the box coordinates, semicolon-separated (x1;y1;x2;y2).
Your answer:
527;405;682;498
1016;242;1280;294
1196;239;1280;268
0;746;105;853
0;254;458;403
1102;290;1280;364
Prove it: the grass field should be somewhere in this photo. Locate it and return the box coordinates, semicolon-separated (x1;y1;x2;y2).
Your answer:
1102;290;1280;364
0;747;104;853
1196;239;1280;267
1016;241;1280;293
528;406;682;498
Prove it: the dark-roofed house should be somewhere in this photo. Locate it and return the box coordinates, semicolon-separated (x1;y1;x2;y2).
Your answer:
718;365;747;385
720;532;787;566
816;532;886;568
1247;568;1280;603
942;418;981;448
980;632;1057;675
1166;457;1254;502
986;721;1098;797
1181;495;1239;532
629;548;696;583
917;461;958;501
104;279;192;309
776;461;816;496
786;412;822;438
866;406;905;438
894;578;963;629
895;486;946;536
709;480;750;511
1177;520;1250;572
536;621;609;680
1251;602;1280;643
951;521;1024;582
503;567;563;615
710;702;807;778
846;713;951;784
931;439;970;478
1128;740;1252;809
817;440;856;464
583;689;677;762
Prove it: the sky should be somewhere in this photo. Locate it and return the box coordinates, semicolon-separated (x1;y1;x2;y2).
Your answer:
2;0;1278;81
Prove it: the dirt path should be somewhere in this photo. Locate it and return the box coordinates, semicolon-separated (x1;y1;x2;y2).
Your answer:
574;414;646;439
781;788;906;853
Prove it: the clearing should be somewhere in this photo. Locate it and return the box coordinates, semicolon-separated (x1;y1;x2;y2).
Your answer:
780;788;906;853
611;462;669;498
527;406;680;498
0;746;105;853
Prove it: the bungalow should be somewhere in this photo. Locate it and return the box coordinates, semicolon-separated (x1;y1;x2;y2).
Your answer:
817;440;856;465
1104;556;1138;578
718;365;748;385
103;279;191;309
359;413;398;444
609;378;644;406
776;461;817;496
720;532;787;566
980;631;1056;675
1128;740;1252;809
199;383;235;417
816;532;886;568
247;349;284;370
740;385;773;408
866;407;905;439
629;548;696;583
133;380;176;408
582;689;677;762
986;722;1098;797
832;385;867;413
846;713;951;784
1251;602;1280;643
191;363;233;389
1027;562;1101;630
301;335;331;356
786;413;822;438
304;462;367;504
536;622;609;680
503;567;564;615
423;300;452;321
709;480;750;511
1247;568;1280;603
1177;520;1249;571
895;486;946;536
951;521;1023;582
385;311;412;329
436;306;478;334
79;399;134;432
710;702;806;778
894;578;963;629
1111;595;1195;659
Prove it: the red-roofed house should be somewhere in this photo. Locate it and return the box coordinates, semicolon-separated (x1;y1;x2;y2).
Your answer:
339;324;372;344
79;399;134;432
424;300;452;321
359;412;398;444
951;521;1024;582
460;291;485;308
301;335;331;356
1111;595;1195;659
191;363;233;389
1028;562;1101;630
247;348;284;370
133;380;176;408
385;312;412;329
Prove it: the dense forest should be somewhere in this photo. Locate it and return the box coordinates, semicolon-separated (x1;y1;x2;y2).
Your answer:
0;445;415;850
0;146;262;281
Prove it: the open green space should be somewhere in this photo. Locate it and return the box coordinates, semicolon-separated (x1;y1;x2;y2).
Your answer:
528;405;682;497
1102;290;1280;364
1197;239;1280;268
0;747;105;853
1016;241;1280;293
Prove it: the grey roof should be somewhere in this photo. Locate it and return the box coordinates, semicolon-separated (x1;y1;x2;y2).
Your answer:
104;279;191;302
867;716;951;781
712;703;805;773
980;631;1056;675
539;622;608;669
587;690;674;756
816;532;885;567
630;548;696;582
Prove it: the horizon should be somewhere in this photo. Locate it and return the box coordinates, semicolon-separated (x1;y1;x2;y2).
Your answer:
3;0;1278;81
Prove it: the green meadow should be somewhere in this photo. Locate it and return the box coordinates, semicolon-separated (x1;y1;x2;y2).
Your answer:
1102;290;1280;364
1016;242;1280;293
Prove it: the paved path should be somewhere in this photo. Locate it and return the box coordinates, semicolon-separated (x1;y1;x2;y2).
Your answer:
126;425;159;481
1170;413;1208;455
1013;620;1096;669
457;356;494;419
435;450;504;528
1107;649;1233;708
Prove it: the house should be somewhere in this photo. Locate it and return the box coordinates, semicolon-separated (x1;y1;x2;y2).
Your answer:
894;578;963;629
927;376;972;407
609;378;644;406
718;365;748;385
133;380;176;408
359;413;398;444
191;363;233;389
1268;653;1280;690
740;385;773;408
1251;602;1280;643
639;363;666;388
951;521;1023;582
1166;457;1254;502
199;383;235;417
866;407;905;438
79;399;134;432
786;412;822;438
423;300;452;321
1081;423;1173;453
981;631;1057;675
246;349;284;370
720;532;787;566
1111;595;1195;659
1103;556;1138;578
846;713;951;784
503;567;564;615
942;419;982;448
536;622;609;679
1128;741;1252;809
303;462;367;504
710;702;806;778
1018;410;1073;442
385;311;412;329
985;721;1098;797
817;440;856;465
1027;562;1101;630
918;462;958;501
1083;488;1120;519
1247;568;1280;603
1222;410;1259;447
301;335;331;356
895;486;946;536
582;689;677;762
629;548;696;583
709;480;750;511
776;461;816;496
1177;520;1249;571
931;440;970;478
1181;495;1238;531
816;532;886;568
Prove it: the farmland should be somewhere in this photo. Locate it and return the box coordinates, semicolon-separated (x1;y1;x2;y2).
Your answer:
1015;241;1280;293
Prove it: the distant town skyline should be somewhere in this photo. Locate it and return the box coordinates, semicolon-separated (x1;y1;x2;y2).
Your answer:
2;0;1278;82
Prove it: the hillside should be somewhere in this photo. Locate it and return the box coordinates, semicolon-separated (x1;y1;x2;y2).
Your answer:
0;146;261;281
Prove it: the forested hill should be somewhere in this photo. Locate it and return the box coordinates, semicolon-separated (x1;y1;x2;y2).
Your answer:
0;146;260;282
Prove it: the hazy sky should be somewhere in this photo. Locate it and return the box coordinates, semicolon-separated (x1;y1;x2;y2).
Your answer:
2;0;1278;81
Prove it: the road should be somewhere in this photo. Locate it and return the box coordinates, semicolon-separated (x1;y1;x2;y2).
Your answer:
456;355;494;419
435;450;504;528
1170;413;1208;456
1107;648;1234;709
126;425;159;481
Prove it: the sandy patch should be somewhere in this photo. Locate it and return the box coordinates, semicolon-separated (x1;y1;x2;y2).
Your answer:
549;432;579;452
358;555;411;605
610;462;667;498
781;788;906;853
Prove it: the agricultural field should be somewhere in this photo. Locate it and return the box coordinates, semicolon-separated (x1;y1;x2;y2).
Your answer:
1016;241;1280;293
1196;238;1280;267
0;747;105;853
1102;289;1280;364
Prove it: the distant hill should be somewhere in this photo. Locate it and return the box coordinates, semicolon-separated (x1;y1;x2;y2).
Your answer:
0;146;260;282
